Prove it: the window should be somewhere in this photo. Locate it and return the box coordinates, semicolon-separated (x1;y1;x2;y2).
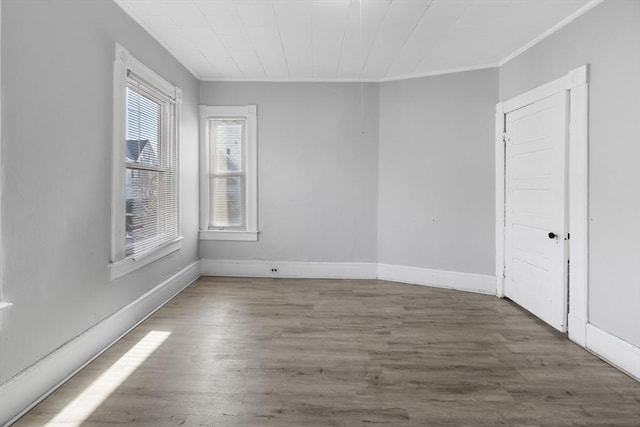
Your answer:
199;106;258;241
111;44;182;279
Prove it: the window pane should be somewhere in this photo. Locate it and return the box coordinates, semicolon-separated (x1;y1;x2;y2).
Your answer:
210;176;244;228
126;86;161;167
212;120;243;174
126;168;164;255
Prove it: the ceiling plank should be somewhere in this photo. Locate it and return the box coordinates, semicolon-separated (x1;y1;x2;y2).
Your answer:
384;0;469;79
362;0;433;78
337;0;391;79
117;0;595;81
312;0;351;78
273;1;313;78
237;2;288;78
161;1;208;27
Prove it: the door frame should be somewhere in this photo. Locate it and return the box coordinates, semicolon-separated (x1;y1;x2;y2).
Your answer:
495;64;589;346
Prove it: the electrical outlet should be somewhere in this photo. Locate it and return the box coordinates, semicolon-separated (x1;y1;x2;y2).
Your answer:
269;267;279;274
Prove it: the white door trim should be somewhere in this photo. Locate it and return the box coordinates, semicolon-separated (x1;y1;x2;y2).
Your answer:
495;64;589;346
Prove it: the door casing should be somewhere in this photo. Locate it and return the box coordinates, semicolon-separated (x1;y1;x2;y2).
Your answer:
495;65;589;346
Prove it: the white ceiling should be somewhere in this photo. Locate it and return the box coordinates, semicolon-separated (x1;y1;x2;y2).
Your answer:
115;0;595;82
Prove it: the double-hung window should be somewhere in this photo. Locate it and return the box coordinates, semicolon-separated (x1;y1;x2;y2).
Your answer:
199;106;258;241
111;44;182;279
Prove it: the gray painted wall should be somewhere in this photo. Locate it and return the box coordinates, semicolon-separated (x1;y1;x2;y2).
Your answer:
499;0;640;346
0;0;200;383
199;82;379;263
377;69;498;275
2;0;636;398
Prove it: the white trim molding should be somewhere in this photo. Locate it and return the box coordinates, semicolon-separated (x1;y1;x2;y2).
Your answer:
495;65;589;346
567;71;590;347
111;43;183;278
586;324;640;381
0;261;201;427
499;0;605;66
200;260;496;294
378;63;498;83
495;102;506;298
199;105;258;240
113;43;177;96
110;237;183;280
378;264;497;295
502;66;588;113
199;230;258;242
200;64;499;84
201;259;377;280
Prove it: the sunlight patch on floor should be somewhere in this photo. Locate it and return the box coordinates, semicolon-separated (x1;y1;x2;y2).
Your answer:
44;330;171;427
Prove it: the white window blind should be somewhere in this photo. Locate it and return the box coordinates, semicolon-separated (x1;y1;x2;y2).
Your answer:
199;105;257;241
209;119;246;230
125;72;178;257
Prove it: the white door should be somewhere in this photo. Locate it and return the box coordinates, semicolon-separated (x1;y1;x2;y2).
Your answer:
504;91;569;332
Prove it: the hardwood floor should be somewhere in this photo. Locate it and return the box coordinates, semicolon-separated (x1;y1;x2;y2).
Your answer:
16;277;640;426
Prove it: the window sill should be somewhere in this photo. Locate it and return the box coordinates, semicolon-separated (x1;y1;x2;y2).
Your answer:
110;237;183;280
199;230;259;242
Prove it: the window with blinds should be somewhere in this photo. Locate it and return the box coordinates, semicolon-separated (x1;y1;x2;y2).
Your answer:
199;104;257;242
124;73;178;257
209;119;246;230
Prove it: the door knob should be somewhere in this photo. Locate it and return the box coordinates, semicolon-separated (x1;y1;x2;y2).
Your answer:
548;232;557;239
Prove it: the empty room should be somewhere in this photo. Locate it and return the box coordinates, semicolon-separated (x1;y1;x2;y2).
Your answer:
0;0;639;425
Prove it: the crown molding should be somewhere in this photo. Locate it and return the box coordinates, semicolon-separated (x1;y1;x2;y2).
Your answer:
198;77;379;83
378;63;498;83
499;0;605;66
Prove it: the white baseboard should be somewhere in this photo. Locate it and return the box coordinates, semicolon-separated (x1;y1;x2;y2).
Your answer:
201;259;378;279
377;263;497;295
586;323;640;381
201;260;497;296
0;260;201;427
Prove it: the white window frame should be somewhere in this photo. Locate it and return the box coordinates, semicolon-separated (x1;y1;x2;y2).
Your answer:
110;43;182;280
199;105;258;241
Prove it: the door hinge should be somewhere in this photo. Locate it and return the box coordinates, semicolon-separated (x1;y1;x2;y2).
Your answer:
502;266;506;279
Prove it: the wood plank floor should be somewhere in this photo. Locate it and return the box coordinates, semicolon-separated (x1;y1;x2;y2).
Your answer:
16;277;640;426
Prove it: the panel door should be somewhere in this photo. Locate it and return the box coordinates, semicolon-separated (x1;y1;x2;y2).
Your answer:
504;91;569;332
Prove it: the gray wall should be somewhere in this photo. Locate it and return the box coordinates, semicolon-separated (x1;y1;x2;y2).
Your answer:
499;0;640;346
377;69;498;275
0;0;200;384
3;0;635;395
199;82;379;263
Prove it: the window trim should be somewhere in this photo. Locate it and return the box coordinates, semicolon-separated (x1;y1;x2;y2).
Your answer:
111;43;182;279
199;105;258;241
110;237;183;281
